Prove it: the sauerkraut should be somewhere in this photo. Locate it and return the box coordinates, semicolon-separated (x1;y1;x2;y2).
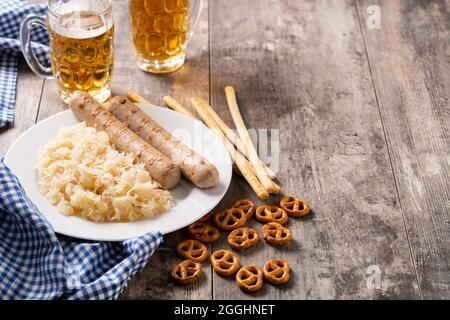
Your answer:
36;122;174;222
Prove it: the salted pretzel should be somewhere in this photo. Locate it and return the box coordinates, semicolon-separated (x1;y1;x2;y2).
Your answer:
176;239;208;263
214;207;247;231
210;250;240;276
227;228;259;250
187;222;220;243
262;222;292;246
280;195;310;217
232;198;255;221
263;259;290;285
171;260;202;284
255;205;288;225
235;265;263;293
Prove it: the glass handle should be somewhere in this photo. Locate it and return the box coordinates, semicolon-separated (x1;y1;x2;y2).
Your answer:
188;0;203;38
19;14;53;79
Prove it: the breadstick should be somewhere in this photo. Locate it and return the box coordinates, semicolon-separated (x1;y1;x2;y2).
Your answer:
200;99;281;194
269;177;282;194
191;98;269;200
177;96;276;190
163;96;197;120
190;89;270;193
224;86;277;193
196;98;276;180
127;91;151;104
201;107;276;179
198;102;279;190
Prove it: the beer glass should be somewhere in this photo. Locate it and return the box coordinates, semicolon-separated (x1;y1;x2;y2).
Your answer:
129;0;203;74
20;0;114;103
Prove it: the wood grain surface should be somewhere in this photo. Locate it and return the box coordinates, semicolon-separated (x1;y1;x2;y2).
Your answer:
208;0;418;300
357;0;450;299
1;0;448;299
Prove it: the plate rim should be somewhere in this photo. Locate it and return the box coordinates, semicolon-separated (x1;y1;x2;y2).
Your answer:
4;105;232;240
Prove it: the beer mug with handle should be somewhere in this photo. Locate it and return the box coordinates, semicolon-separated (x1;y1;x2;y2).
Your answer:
20;0;114;103
129;0;203;74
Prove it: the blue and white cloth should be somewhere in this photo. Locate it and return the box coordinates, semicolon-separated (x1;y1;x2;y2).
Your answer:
0;1;164;300
0;0;50;128
0;158;163;299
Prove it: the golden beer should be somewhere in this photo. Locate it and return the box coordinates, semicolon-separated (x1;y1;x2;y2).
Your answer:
20;0;114;103
48;12;114;103
129;0;192;73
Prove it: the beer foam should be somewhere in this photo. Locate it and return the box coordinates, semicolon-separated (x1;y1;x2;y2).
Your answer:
51;11;113;39
49;0;113;39
53;24;112;39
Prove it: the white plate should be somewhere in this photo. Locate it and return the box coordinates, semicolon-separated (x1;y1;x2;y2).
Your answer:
4;104;232;241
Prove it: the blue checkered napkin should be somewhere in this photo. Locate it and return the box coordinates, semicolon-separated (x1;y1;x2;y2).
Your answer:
0;0;50;128
0;158;163;300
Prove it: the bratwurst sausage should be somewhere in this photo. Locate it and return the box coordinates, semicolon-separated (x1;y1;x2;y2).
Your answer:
69;91;181;189
107;97;219;188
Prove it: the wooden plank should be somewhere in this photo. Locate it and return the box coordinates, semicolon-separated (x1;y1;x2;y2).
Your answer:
7;0;449;300
118;0;212;300
0;60;44;155
356;0;450;299
209;0;420;299
33;0;212;299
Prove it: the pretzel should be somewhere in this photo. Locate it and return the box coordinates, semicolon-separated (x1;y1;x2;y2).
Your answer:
214;207;247;231
176;239;208;263
171;260;202;284
187;222;220;243
227;228;259;251
280;195;310;217
263;259;290;285
262;222;292;246
235;265;263;293
232;198;255;221
210;250;240;276
255;205;288;225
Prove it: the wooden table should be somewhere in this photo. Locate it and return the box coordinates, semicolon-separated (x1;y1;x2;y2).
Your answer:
1;0;448;300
